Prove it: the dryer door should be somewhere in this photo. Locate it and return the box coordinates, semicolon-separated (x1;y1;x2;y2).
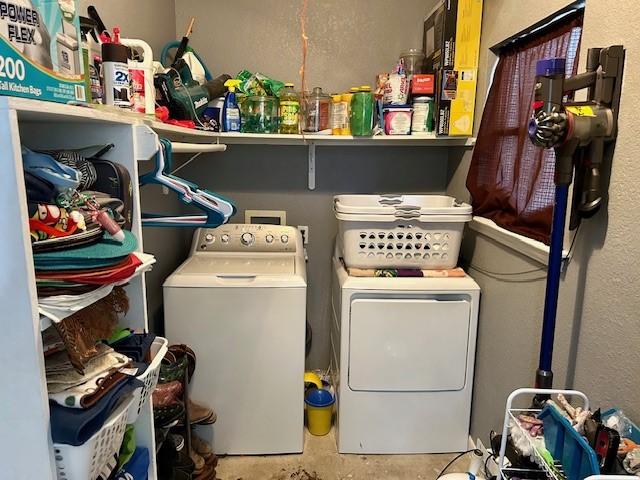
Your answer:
348;298;470;392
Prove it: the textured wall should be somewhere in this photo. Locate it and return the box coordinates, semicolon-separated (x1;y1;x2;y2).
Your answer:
174;0;429;93
447;0;640;441
78;0;176;57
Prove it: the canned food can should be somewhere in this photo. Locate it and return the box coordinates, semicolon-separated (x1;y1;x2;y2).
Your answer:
411;96;434;133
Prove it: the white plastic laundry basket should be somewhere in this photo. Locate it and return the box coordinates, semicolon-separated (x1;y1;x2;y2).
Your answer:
127;336;168;423
53;394;135;480
335;195;472;269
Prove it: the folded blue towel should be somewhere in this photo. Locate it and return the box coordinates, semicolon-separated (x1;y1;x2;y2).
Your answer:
50;376;143;446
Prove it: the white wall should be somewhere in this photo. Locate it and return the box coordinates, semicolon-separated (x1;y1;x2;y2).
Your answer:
447;0;640;439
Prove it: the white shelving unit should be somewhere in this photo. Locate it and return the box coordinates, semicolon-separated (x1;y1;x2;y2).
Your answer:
0;97;161;479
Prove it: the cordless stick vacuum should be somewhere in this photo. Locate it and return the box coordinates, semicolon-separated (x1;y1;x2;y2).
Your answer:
528;46;624;391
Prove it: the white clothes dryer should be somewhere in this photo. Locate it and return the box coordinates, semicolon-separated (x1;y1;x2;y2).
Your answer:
330;256;479;454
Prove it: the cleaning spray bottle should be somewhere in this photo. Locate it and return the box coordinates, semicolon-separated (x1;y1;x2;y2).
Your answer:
222;79;242;132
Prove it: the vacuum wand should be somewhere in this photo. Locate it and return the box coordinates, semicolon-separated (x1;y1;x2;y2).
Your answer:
528;46;624;390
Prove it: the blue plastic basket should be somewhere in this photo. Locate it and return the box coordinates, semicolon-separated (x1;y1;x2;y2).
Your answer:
539;405;600;480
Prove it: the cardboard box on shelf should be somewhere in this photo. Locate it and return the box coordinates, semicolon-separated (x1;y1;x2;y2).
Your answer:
0;0;86;103
423;2;445;72
424;0;483;136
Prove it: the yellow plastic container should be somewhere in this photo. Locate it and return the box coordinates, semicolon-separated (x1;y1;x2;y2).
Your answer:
305;388;335;436
307;405;333;436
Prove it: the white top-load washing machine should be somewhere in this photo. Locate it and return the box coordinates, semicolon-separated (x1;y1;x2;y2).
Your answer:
331;256;479;454
164;224;306;455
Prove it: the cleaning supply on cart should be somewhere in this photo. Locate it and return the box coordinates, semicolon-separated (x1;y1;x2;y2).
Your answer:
223;79;242;132
350;86;374;136
279;83;301;134
121;38;154;114
102;28;131;108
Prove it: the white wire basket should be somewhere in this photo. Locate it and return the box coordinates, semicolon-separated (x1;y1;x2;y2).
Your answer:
498;388;638;480
53;394;134;480
127;336;168;423
335;195;471;269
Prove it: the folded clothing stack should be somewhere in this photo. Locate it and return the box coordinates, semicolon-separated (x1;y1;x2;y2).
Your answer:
47;330;157;448
34;230;141;291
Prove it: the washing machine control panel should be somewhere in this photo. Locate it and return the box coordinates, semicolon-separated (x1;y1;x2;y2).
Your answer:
195;224;298;252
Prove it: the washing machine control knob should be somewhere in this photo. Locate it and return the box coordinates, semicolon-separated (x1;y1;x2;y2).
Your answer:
221;234;230;243
265;234;274;244
280;234;289;244
241;232;254;246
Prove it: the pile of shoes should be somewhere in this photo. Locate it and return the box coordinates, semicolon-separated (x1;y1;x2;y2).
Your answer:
154;344;218;480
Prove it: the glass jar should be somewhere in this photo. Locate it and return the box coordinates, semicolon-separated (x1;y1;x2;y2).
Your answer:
303;87;331;133
241;95;279;133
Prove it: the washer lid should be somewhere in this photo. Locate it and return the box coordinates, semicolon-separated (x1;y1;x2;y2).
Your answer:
164;254;306;288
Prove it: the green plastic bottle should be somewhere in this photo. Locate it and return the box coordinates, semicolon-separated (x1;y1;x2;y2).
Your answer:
279;83;301;134
350;85;374;136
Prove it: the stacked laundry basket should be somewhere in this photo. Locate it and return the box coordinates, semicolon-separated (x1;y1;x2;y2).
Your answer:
334;194;472;269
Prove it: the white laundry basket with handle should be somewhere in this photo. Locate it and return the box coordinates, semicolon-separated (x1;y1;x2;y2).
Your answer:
127;336;168;423
53;394;135;480
335;194;472;269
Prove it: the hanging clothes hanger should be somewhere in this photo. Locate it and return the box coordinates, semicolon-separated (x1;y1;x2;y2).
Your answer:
139;138;236;227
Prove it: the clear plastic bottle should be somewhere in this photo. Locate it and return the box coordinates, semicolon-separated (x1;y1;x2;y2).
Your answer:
279;83;301;134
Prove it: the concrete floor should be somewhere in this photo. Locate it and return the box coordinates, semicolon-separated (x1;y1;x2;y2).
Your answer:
215;429;460;480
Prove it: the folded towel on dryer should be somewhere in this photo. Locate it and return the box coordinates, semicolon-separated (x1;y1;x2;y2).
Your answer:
347;266;466;278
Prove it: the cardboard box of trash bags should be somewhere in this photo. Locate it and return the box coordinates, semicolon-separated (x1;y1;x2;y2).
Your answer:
424;0;483;136
0;0;86;103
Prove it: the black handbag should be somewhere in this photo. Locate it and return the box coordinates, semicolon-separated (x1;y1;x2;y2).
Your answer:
88;159;134;230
